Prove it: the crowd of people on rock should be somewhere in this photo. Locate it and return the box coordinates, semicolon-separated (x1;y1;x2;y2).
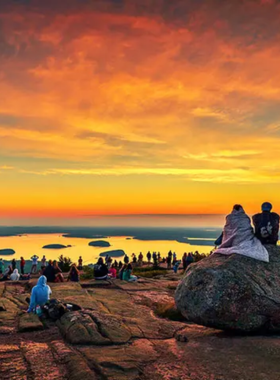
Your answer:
3;201;276;287
214;202;279;262
0;254;83;283
93;254;138;282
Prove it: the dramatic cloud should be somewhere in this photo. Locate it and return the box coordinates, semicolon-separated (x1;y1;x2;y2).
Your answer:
1;0;280;218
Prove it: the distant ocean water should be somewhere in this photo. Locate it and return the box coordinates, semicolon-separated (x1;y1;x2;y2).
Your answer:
0;227;222;268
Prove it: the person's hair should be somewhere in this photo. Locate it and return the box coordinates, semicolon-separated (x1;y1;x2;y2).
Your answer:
97;257;104;265
48;260;53;265
70;264;79;274
233;204;242;211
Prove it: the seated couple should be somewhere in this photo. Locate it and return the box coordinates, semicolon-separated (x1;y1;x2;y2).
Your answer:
93;258;117;280
215;203;279;263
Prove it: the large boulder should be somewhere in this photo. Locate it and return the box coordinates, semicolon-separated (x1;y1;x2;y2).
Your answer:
175;245;280;333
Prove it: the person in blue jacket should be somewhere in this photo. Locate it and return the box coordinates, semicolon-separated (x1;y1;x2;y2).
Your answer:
27;275;52;313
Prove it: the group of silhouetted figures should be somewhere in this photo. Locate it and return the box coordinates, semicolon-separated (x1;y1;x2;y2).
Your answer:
0;255;84;283
214;202;279;262
93;255;137;282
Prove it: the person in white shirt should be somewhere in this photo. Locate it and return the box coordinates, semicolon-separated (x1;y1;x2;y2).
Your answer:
41;255;47;270
31;255;39;273
10;269;20;281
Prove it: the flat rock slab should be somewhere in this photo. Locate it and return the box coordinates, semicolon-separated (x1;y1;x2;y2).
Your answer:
0;344;27;380
18;313;44;332
88;288;185;339
144;325;280;380
0;300;7;312
80;339;159;380
0;298;19;328
51;341;98;380
22;342;67;379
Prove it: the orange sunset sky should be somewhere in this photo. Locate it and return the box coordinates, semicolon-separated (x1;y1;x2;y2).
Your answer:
0;0;280;226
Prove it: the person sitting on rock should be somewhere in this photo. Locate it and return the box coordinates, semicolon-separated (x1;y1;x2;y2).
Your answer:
0;266;13;281
118;264;126;280
53;260;64;282
252;202;279;245
183;253;194;271
123;263;137;282
27;275;52;313
215;204;269;262
67;263;80;282
43;260;56;283
214;233;223;247
109;266;117;279
10;269;20;281
94;258;109;280
173;260;181;274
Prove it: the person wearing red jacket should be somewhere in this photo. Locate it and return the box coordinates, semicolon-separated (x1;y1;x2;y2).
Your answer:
20;257;25;275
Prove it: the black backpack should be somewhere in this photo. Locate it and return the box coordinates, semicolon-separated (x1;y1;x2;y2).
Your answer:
44;299;69;321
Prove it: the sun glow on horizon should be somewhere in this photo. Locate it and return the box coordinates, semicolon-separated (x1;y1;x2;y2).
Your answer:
1;0;280;224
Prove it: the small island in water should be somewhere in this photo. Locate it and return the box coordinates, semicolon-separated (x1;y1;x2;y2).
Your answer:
42;244;71;249
89;240;111;247
0;248;16;255
99;249;125;258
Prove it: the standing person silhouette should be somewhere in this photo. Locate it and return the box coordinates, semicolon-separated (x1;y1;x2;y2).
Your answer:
31;255;39;273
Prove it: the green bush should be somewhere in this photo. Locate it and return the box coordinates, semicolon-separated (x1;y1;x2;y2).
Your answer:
132;266;167;273
80;265;94;280
58;255;72;272
133;267;168;278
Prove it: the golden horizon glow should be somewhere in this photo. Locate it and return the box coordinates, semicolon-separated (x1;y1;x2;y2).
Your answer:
1;0;280;223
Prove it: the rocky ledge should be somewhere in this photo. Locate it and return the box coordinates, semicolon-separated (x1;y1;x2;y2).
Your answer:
1;272;280;379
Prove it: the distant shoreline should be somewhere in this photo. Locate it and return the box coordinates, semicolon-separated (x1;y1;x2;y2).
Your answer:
0;226;221;244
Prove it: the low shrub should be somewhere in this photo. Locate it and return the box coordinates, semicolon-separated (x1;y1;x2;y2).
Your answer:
58;255;72;272
133;267;168;278
80;265;94;280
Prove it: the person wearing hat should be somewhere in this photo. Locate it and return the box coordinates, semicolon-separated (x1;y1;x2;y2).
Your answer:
252;202;279;245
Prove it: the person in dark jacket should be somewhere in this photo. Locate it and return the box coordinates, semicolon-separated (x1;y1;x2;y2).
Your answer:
94;258;109;280
124;254;129;264
253;202;279;245
11;259;16;271
214;233;223;247
43;260;56;283
67;264;80;282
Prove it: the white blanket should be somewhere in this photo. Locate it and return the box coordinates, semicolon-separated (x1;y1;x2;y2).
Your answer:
215;207;269;262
